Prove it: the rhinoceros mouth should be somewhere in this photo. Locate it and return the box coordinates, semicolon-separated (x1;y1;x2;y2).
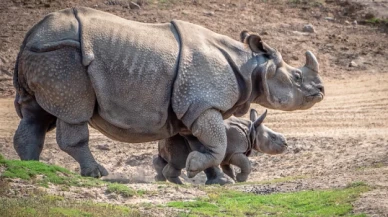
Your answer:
308;92;324;101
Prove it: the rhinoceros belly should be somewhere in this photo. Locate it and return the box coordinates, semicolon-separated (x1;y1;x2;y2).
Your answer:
89;112;182;143
75;7;180;135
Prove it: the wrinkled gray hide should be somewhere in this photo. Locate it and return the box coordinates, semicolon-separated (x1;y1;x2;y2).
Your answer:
13;7;324;178
153;109;287;184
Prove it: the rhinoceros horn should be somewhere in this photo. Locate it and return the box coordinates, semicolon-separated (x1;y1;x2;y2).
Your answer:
304;51;319;72
253;109;267;128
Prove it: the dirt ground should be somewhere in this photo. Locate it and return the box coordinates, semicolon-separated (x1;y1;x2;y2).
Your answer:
0;0;388;216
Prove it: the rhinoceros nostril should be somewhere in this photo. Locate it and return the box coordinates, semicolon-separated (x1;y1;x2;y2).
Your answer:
317;85;324;95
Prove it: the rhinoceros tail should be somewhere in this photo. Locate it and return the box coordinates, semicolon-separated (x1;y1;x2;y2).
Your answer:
13;27;31;119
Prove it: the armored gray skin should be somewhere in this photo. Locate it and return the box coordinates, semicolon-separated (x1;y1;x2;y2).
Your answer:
153;109;287;184
13;7;324;178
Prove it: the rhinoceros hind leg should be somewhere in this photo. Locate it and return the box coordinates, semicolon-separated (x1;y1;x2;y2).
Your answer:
204;167;234;185
220;164;235;180
56;119;108;178
153;155;167;182
13;94;56;160
186;109;227;178
162;164;183;184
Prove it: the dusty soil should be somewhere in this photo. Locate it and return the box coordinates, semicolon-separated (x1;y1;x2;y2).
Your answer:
0;0;388;216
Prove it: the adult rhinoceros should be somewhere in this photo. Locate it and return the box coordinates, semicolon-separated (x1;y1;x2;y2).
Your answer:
13;7;324;178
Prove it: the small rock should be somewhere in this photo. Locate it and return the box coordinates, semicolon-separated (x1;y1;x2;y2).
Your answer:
352;20;357;26
364;12;375;20
136;0;144;6
324;17;335;22
302;24;315;33
204;11;215;16
96;144;110;150
344;20;351;25
107;193;118;199
293;147;301;154
292;31;309;36
349;61;358;67
129;1;141;9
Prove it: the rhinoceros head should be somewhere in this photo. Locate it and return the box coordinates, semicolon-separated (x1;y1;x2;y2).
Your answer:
242;31;324;111
250;109;287;155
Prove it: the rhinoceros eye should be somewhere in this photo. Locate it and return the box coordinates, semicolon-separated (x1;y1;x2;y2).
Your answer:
293;71;303;83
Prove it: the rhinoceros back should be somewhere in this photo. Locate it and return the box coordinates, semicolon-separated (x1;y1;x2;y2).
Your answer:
74;7;180;134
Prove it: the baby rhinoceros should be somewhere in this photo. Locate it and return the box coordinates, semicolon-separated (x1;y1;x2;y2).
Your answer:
153;109;287;184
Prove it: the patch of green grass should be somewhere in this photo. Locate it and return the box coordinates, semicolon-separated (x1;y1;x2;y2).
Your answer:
365;18;388;25
0;155;104;188
168;185;369;217
106;183;136;197
346;181;367;188
233;175;308;186
0;191;141;217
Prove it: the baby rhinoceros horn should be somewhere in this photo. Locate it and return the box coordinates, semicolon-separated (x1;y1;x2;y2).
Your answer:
304;51;319;72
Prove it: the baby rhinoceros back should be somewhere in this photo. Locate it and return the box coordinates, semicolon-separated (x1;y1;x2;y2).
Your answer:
153;109;288;184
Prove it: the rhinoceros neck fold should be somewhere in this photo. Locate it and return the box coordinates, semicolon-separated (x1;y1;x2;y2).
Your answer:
170;20;257;127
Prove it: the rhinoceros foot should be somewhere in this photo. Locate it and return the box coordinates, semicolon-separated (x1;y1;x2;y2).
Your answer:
205;174;235;185
236;173;249;182
81;164;108;178
186;151;207;178
154;174;167;182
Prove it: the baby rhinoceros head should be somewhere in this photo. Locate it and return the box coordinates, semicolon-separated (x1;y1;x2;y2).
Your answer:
249;109;287;155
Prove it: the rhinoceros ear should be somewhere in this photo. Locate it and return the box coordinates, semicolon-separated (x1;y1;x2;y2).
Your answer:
245;34;266;54
250;108;259;122
253;109;267;128
240;30;250;42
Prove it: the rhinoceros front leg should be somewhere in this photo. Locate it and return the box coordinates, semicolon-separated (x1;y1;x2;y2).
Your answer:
186;109;227;178
229;154;251;182
56;120;108;178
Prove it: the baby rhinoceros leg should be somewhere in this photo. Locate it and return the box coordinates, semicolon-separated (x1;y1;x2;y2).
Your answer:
162;164;183;185
204;167;234;185
56;120;108;178
229;153;252;182
152;155;167;182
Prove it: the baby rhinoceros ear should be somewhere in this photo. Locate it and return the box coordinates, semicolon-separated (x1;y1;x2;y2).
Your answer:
249;108;259;122
253;109;267;128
